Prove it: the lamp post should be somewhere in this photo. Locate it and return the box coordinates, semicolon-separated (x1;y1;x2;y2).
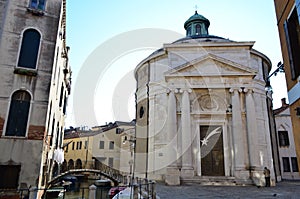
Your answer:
265;61;284;182
123;135;136;185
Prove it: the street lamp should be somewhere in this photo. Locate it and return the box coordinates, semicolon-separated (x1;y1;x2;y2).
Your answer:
123;135;136;185
265;61;284;92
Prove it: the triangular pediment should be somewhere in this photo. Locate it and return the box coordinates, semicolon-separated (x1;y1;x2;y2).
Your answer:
165;53;257;77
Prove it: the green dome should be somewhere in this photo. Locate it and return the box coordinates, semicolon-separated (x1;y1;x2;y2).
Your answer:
184;11;210;36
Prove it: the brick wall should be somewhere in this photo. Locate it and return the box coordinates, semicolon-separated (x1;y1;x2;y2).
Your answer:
28;125;45;140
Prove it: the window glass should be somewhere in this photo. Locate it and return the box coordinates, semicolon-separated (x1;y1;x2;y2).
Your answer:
291;157;299;172
283;157;291;172
196;24;201;35
187;27;191;36
284;8;300;80
109;141;114;150
30;0;46;10
6;91;31;136
18;29;41;69
278;131;290;147
99;141;105;149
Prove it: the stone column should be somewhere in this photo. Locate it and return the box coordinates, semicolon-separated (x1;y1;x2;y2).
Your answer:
167;89;177;166
180;89;194;177
165;89;180;185
229;88;248;180
244;88;262;186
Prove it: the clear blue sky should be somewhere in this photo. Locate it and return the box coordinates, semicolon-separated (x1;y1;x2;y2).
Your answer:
66;0;286;127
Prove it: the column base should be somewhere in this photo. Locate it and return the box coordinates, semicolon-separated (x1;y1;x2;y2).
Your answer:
180;167;194;178
234;168;252;185
165;167;180;185
250;170;264;187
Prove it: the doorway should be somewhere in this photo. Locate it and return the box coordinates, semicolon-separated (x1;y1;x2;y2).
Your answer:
200;125;225;176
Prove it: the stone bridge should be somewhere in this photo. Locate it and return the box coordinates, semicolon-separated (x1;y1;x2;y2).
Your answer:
48;161;129;188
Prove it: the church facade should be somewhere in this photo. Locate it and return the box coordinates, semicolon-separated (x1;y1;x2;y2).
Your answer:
134;11;277;186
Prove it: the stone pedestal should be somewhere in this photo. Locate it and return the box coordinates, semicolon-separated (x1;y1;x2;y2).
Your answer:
250;169;264;187
165;167;181;185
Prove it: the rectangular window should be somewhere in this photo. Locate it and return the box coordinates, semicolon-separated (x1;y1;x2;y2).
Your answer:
291;157;299;172
283;157;291;172
278;131;290;147
99;141;104;149
0;165;21;189
30;0;46;10
284;7;300;80
65;145;68;153
108;158;114;167
77;141;82;150
72;142;75;150
109;141;114;150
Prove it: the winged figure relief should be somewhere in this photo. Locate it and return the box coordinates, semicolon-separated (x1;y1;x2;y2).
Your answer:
200;127;222;158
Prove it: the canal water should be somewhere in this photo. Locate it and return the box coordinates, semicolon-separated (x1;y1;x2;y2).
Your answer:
62;176;112;199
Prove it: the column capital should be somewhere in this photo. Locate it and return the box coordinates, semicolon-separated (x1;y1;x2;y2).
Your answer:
179;88;192;93
229;88;238;93
244;88;254;94
167;88;180;94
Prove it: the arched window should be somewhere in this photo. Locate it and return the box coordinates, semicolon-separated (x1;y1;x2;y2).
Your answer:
75;159;82;169
18;29;41;69
6;91;31;137
187;27;191;36
196;24;201;35
68;159;74;170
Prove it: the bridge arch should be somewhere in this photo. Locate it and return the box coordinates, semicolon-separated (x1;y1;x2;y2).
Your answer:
48;169;124;188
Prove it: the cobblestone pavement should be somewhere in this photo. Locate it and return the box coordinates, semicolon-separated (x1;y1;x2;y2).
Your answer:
156;180;300;199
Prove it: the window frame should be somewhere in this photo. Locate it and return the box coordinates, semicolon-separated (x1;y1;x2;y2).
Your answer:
284;6;300;80
29;0;46;11
5;90;31;137
99;141;105;149
282;157;291;172
291;157;299;172
17;28;41;70
278;130;290;147
109;141;114;150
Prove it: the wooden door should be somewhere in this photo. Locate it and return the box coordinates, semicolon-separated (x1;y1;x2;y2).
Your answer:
200;125;225;176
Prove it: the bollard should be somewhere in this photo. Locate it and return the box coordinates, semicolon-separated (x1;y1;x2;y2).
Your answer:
88;184;97;199
29;187;37;199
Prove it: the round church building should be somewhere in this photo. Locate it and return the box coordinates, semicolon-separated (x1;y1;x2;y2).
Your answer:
134;11;276;186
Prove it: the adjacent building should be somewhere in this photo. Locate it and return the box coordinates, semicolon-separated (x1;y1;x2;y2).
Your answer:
63;121;135;174
134;11;278;186
274;0;300;173
274;98;300;179
0;0;71;191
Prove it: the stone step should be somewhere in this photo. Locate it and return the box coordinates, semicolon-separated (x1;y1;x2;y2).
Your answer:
181;176;238;186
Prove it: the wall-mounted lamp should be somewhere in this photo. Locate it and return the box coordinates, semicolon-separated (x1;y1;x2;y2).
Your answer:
265;61;284;92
